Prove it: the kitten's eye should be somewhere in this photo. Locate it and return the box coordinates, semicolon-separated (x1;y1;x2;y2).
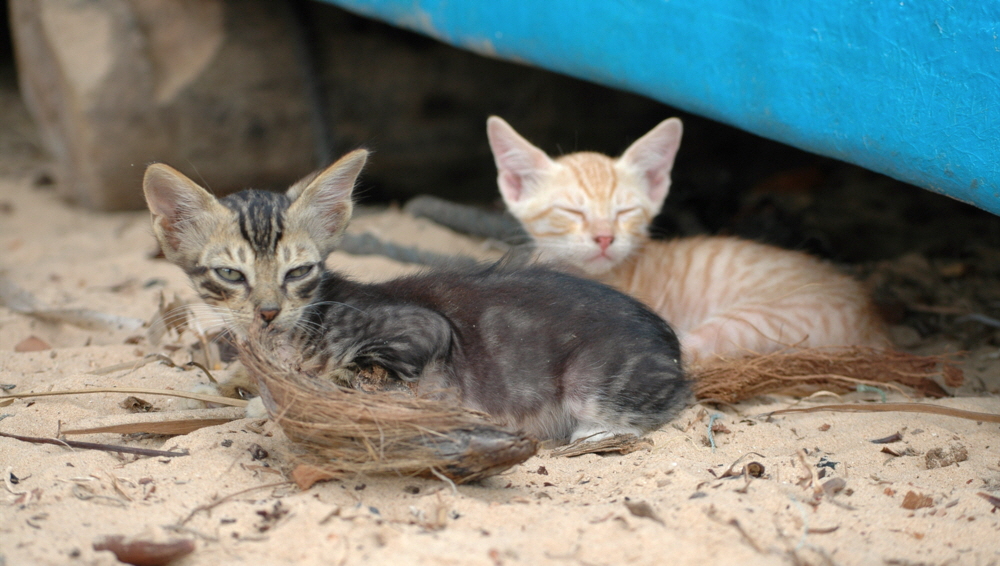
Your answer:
214;268;245;283
285;265;314;281
615;207;641;218
554;206;586;219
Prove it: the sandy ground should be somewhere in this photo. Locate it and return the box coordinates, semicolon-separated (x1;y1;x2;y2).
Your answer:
2;111;1000;565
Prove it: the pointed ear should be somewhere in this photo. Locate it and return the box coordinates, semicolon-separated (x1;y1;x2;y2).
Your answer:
287;149;366;250
486;116;555;204
143;163;219;254
618;118;683;205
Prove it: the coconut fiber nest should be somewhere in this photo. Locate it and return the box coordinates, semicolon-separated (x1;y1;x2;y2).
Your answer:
240;331;960;485
237;336;538;485
690;346;963;403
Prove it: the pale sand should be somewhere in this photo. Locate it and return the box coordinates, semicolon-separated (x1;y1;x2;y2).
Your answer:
2;172;1000;566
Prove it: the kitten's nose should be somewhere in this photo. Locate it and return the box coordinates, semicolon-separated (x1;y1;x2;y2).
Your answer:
594;235;614;251
259;307;280;323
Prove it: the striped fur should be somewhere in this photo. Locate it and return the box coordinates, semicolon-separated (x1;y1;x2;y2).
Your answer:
143;150;364;338
487;116;891;365
144;149;690;441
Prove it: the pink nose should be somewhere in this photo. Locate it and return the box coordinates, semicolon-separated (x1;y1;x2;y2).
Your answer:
594;235;614;251
259;308;280;323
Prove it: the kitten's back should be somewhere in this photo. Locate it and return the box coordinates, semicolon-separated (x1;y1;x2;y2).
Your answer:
313;263;689;441
609;236;890;362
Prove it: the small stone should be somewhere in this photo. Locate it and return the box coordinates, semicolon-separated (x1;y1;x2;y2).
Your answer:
925;444;969;469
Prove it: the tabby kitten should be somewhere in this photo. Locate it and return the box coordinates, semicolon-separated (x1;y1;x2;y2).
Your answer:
487;116;891;365
143;150;689;441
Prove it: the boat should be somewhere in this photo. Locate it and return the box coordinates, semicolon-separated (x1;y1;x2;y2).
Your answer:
319;0;999;214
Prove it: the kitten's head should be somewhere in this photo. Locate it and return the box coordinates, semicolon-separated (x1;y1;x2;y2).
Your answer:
487;116;682;275
143;149;367;336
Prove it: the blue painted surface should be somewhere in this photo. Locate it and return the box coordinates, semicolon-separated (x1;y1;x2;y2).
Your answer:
318;0;999;214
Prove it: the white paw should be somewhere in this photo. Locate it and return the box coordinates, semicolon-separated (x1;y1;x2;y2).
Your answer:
174;383;221;411
244;396;268;419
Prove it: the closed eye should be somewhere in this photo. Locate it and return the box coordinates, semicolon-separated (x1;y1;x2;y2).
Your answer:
214;267;245;283
615;207;641;218
284;264;314;281
553;206;586;219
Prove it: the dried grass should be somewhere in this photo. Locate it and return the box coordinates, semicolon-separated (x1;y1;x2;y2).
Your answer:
690;346;963;403
238;336;538;484
239;331;961;482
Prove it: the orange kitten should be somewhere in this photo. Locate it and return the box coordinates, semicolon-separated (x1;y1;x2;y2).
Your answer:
487;116;891;365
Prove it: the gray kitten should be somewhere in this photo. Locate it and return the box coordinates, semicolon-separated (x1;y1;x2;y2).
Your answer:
143;150;689;441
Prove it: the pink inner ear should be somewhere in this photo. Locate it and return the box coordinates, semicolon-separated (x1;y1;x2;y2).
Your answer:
647;169;665;191
500;171;524;202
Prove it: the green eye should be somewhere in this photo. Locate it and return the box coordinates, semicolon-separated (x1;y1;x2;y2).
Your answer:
285;265;314;281
214;268;245;282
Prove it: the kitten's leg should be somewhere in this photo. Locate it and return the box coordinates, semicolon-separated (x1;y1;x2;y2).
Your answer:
180;361;268;418
413;360;463;405
567;352;688;442
351;306;455;384
213;361;259;399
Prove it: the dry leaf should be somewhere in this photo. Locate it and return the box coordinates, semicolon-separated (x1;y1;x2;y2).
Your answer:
901;491;934;510
870;432;903;444
977;491;1000;509
550;434;653;457
14;336;50;352
291;464;339;490
92;535;194;566
120;396;155;413
623;500;664;525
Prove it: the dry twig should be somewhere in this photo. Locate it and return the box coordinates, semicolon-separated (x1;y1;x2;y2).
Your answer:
0;431;188;457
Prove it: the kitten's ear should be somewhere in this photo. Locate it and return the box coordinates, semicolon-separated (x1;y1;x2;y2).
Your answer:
486;116;555;204
618;118;683;205
143;163;219;254
287;149;366;250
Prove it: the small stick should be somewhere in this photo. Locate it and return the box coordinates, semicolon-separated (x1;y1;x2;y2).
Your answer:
88;353;177;375
768;403;1000;423
1;387;247;407
178;481;293;525
186;361;218;384
0;431;189;458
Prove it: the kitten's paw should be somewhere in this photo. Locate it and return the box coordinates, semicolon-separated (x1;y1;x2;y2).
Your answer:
175;383;222;411
244;397;267;419
215;362;259;399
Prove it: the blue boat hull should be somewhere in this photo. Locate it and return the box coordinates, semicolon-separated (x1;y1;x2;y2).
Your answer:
318;0;999;215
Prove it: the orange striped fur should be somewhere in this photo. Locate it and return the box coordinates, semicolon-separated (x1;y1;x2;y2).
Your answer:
487;116;890;364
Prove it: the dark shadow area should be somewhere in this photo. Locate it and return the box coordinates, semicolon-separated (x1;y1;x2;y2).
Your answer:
293;2;1000;263
3;0;999;266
